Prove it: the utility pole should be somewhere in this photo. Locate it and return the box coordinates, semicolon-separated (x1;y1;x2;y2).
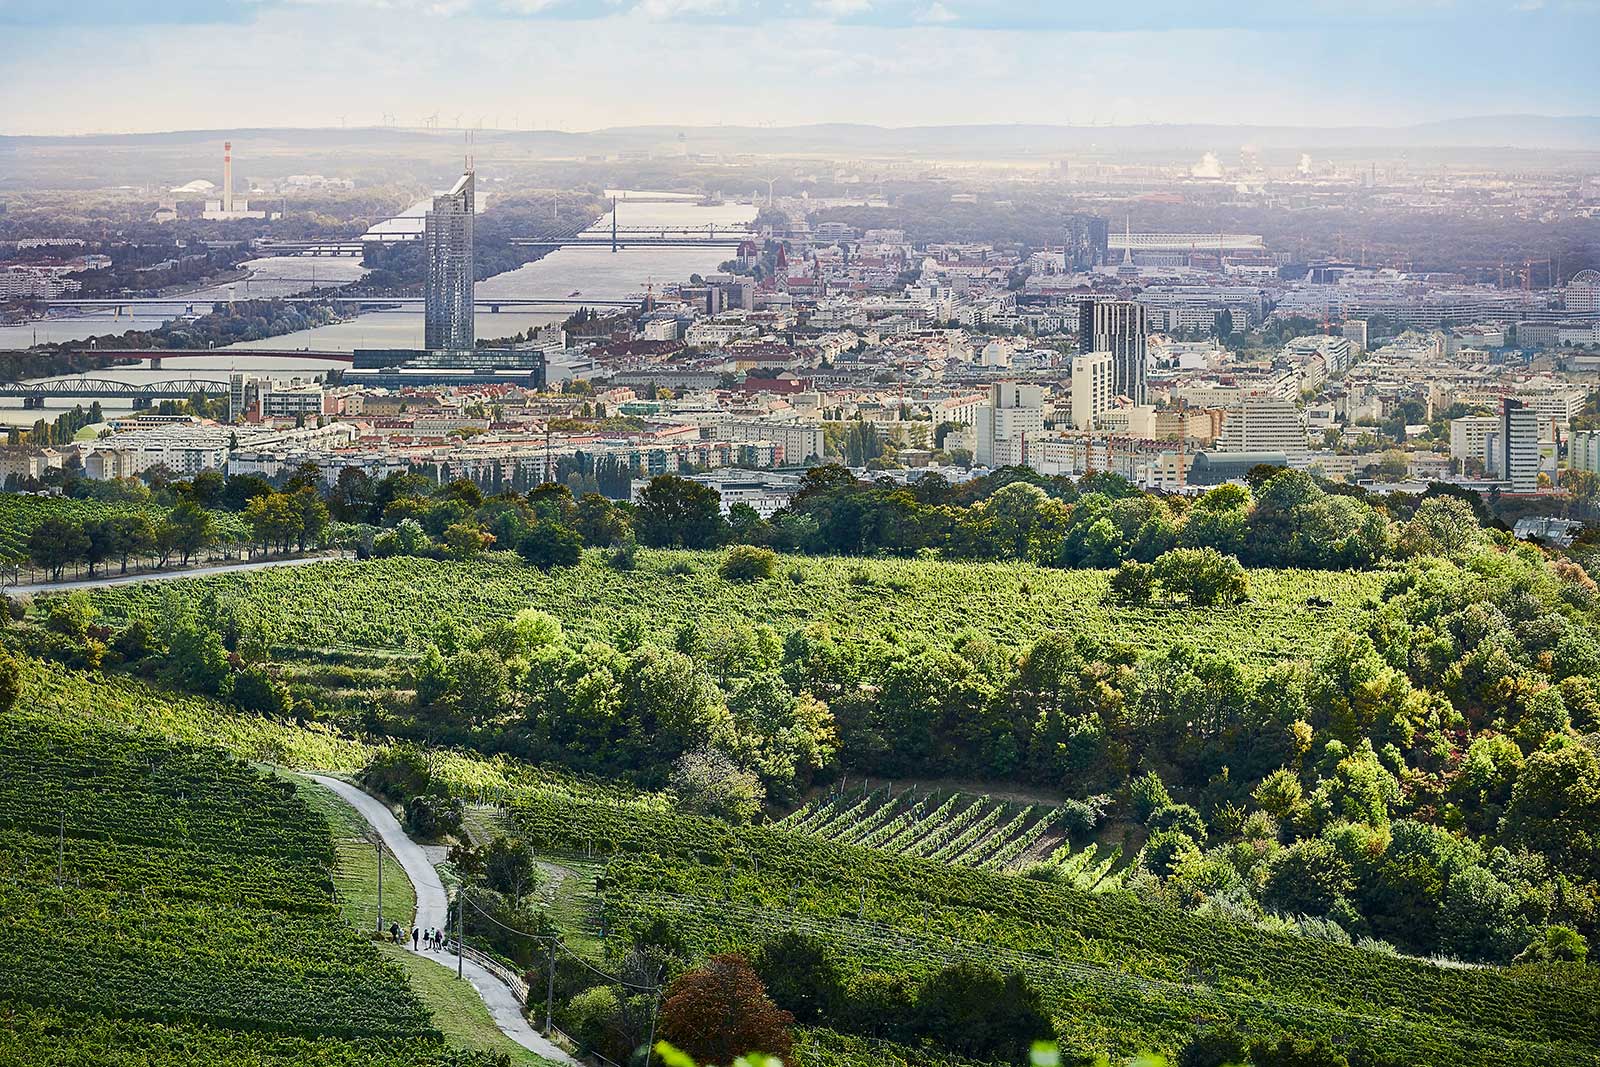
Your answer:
375;838;383;933
544;938;557;1032
642;964;664;1067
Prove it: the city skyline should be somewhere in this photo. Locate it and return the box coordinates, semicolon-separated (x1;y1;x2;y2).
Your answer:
2;1;1598;135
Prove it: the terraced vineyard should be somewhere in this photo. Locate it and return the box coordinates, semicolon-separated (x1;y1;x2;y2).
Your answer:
86;550;1391;668
777;786;1073;872
0;708;501;1066
507;790;1600;1066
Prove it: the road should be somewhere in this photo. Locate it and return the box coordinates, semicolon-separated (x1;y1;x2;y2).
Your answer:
308;775;579;1067
7;553;340;595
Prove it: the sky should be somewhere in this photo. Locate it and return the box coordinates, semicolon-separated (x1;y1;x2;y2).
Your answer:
0;0;1596;135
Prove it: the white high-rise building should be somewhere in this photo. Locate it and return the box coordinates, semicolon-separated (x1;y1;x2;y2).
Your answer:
975;382;1046;467
1449;414;1500;471
1215;396;1308;467
1070;351;1115;430
1500;398;1541;492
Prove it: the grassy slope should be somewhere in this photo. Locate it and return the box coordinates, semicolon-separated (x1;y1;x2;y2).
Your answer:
377;944;561;1067
290;774;418;936
83;549;1390;669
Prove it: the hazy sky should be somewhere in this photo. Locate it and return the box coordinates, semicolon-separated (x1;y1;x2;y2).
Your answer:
1;0;1596;134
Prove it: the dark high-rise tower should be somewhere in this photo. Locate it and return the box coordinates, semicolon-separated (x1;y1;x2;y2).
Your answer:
424;170;474;351
1079;300;1149;404
1064;214;1109;272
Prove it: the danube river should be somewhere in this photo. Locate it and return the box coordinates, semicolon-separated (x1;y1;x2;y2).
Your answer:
0;192;756;425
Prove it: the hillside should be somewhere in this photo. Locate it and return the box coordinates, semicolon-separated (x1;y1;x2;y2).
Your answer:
0;707;502;1066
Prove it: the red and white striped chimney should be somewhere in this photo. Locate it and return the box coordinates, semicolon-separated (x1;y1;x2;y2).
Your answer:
222;141;234;213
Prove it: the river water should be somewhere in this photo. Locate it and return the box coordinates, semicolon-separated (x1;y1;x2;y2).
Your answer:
1;192;756;425
229;194;758;351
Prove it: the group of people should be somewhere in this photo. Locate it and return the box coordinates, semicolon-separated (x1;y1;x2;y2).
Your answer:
387;921;448;952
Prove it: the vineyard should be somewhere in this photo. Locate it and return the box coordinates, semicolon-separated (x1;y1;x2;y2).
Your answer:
0;706;513;1066
505;791;1600;1066
10;648;1600;1065
776;786;1086;874
84;550;1390;669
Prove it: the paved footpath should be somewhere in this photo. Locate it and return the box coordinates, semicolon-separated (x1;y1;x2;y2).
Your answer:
309;774;581;1067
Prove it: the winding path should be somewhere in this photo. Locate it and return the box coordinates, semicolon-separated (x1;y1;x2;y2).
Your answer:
309;774;580;1067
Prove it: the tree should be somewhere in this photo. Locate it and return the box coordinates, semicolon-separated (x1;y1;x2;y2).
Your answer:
1154;547;1249;606
670;747;765;823
750;933;843;1025
1501;742;1600;879
517;521;583;571
659;953;794;1065
1397;495;1484;560
290;488;330;551
912;962;1054;1062
1180;1026;1249;1067
719;545;777;583
81;518;117;577
244;493;301;553
1108;560;1156;604
635;475;728;549
28;517;88;580
442;522;492;560
1262;838;1356;917
168;501;217;564
574;492;631;547
0;650;21;713
105;513;156;574
1514;925;1589;965
481;835;540;900
232;664;294;718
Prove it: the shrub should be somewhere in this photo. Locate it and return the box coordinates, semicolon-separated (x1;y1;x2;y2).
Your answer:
607;538;638;571
1108;560;1156;605
719;545;777;583
517;521;583;571
359;744;432;804
671;748;766;824
403;793;464;841
1129;770;1172;822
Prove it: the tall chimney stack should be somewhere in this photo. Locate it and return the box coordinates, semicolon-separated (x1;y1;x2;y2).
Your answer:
222;141;234;213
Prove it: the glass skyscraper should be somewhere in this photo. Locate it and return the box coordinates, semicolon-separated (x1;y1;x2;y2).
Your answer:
424;170;474;351
1078;300;1149;405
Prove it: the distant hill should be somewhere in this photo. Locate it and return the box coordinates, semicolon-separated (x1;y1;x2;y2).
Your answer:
2;116;1596;189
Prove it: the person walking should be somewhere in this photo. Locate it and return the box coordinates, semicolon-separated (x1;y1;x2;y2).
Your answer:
411;926;420;950
389;921;401;945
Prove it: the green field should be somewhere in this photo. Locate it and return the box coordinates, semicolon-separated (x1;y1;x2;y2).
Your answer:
85;549;1390;668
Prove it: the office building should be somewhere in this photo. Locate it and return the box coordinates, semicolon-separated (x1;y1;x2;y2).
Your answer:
1070;350;1115;430
1499;398;1541;492
1079;300;1149;405
1343;319;1369;353
424;170;475;351
1215;396;1307;467
975;382;1046;468
1570;429;1600;475
1063;214;1109;272
1449;414;1499;471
